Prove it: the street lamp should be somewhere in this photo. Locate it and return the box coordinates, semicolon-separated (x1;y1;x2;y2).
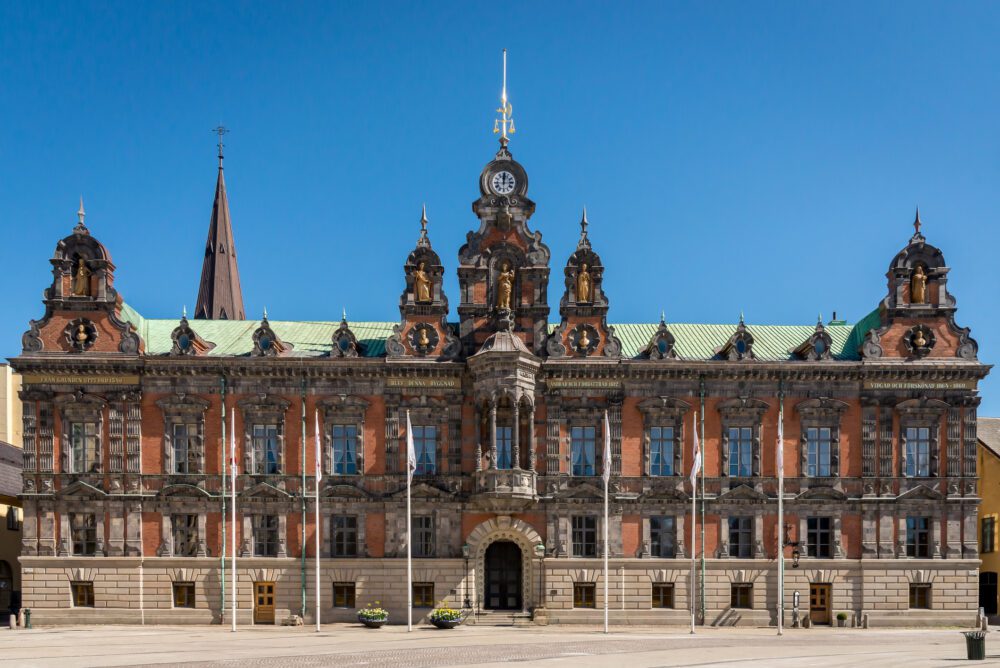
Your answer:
462;543;471;609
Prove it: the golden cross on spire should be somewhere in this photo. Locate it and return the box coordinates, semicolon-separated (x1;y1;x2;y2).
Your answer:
492;49;516;145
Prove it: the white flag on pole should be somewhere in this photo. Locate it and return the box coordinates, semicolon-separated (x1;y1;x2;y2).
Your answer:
406;410;417;484
689;411;702;487
602;410;612;486
314;411;322;481
777;410;784;477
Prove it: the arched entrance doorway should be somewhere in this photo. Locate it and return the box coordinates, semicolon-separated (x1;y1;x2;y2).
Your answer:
485;541;522;610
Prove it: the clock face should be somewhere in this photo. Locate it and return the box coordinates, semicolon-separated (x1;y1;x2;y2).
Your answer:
491;171;516;195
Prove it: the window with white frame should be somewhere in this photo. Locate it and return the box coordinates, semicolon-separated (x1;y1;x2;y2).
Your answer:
331;424;358;475
252;424;281;474
571;426;596;476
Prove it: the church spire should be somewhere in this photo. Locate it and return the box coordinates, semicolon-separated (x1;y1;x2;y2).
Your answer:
195;127;245;320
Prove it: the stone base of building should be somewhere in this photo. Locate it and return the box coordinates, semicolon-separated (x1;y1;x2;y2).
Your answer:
19;556;980;628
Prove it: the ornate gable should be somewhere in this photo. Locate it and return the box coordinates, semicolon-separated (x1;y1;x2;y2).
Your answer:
717;483;768;503
331;312;363;358
792;317;833;361
644;313;678;360
250;311;288;357
386;208;460;360
170;311;213;355
896;483;944;502
716;316;755;361
795;486;847;501
240;481;292;500
546;210;622;359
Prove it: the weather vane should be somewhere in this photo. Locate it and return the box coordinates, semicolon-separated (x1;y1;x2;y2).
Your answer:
492;49;516;144
213;125;229;167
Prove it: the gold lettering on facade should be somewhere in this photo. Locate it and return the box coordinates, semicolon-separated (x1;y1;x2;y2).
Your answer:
22;374;141;385
547;379;623;389
862;380;975;390
385;377;461;388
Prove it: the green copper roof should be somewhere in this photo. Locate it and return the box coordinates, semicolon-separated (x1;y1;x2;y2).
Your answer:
120;303;877;361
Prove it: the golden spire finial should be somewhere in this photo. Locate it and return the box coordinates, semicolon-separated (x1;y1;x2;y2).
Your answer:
492;49;515;145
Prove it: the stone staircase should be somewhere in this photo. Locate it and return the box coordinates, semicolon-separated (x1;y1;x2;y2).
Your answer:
466;610;535;627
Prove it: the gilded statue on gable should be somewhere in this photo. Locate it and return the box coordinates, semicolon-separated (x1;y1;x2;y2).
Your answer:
413;261;432;303
910;265;927;304
577;263;592;303
497;261;514;310
73;259;91;296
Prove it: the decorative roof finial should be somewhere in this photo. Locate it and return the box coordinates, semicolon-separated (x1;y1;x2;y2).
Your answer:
213;125;229;169
262;306;268;321
817;312;823;325
183;305;188;319
492;49;515;152
576;206;591;249
739;310;745;325
342;307;347;323
660;309;666;325
911;206;925;243
417;204;431;248
74;196;88;233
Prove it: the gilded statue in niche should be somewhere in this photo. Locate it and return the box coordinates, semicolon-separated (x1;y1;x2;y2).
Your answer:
577;263;592;303
417;326;430;348
413;261;432;303
497;261;514;310
910;265;927;304
73;258;92;296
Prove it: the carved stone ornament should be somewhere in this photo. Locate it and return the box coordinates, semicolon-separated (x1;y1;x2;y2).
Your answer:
170;315;202;355
22;319;43;353
251;314;285;357
385;324;405;358
904;324;936;358
645;315;677;360
331;315;362;358
860;328;883;358
717;318;754;361
64;318;98;352
408;323;439;356
793;319;833;361
546;322;568;358
569;324;599;356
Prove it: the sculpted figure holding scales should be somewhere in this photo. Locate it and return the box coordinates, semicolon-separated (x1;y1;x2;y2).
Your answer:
497;261;515;310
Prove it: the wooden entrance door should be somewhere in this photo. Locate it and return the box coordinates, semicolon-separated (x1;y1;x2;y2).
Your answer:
809;583;831;625
254;581;276;624
485;541;523;610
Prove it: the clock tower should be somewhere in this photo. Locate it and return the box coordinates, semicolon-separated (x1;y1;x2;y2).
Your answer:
457;52;550;356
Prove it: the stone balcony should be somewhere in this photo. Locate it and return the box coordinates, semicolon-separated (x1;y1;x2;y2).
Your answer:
473;468;538;508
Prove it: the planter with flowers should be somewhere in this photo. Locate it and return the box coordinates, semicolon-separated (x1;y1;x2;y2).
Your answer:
429;602;464;629
358;602;389;628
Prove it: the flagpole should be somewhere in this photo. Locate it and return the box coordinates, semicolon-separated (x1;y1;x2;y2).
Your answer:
603;411;611;635
406;410;413;633
314;410;321;633
230;410;237;632
690;411;698;635
777;386;785;636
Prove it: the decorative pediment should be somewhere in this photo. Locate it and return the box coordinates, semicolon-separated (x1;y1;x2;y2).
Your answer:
639;487;690;502
637;396;691;418
251;311;287;357
54;391;108;413
388;481;455;500
644;313;678;360
717;484;768;503
159;483;212;499
896;484;944;502
551;481;605;500
795;486;847;501
717;397;769;420
240;482;292;500
792;318;833;361
156;394;211;414
170;312;213;355
321;483;372;499
237;394;291;416
57;480;107;499
331;312;363;358
716;316;755;361
795;397;849;419
895;397;950;418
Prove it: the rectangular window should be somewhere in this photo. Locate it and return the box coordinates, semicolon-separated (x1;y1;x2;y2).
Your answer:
728;427;753;477
571;426;597;476
71;581;95;608
572;516;598;557
333;582;356;608
172;514;198;557
905;427;931;477
805;427;833;477
651;583;674;608
573;583;596;608
649;426;674;476
6;507;21;531
806;517;832;558
731;583;753;609
909;583;931;609
172;422;199;474
906;516;930;558
982;517;996;554
331;424;358;475
650;516;676;558
69;421;99;474
252;515;279;557
413;515;434;558
172;582;195;608
728;517;752;558
331;515;358;557
412;425;437;476
496;426;513;470
252;424;280;475
70;513;97;556
412;582;434;607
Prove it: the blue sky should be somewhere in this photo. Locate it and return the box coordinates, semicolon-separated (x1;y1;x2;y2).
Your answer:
2;2;999;412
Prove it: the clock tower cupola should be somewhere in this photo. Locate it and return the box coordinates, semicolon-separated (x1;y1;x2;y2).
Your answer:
458;50;551;356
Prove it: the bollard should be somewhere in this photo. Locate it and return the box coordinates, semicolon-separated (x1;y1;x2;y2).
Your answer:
8;613;14;630
24;608;31;629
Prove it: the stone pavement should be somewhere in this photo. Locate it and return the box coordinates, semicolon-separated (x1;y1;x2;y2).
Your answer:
0;624;996;668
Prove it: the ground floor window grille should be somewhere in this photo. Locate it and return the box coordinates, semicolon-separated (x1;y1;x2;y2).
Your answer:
573;583;596;609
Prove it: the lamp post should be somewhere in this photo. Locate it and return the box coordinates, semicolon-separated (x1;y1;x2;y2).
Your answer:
462;543;471;609
534;543;546;612
783;524;801;628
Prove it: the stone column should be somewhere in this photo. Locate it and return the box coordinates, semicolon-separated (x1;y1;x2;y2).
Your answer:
528;403;536;472
931;513;942;558
474;404;483;472
861;508;877;557
945;507;962;558
675;513;686;559
20;499;38;556
489;402;497;471
512;402;521;470
878;511;895;558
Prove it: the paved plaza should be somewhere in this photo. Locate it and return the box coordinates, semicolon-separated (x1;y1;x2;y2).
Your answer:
0;624;997;668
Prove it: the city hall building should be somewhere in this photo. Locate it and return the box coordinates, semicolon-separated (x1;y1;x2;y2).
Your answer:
12;122;989;627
